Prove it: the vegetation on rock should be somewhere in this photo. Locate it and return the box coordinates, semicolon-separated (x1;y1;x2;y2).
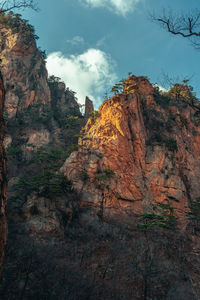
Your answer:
1;15;200;298
0;11;39;41
139;202;177;231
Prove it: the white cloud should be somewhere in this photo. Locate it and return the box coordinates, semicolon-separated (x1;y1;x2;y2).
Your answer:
46;49;117;107
96;35;109;47
66;35;85;46
81;0;140;16
159;87;168;92
158;85;168;92
152;83;168;93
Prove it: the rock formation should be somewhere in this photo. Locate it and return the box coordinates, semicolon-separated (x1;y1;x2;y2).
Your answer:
0;14;83;239
61;75;200;226
1;13;200;300
0;24;51;119
84;96;94;118
0;72;6;275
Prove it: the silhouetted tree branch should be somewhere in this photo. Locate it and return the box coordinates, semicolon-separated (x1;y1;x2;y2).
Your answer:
152;10;200;49
0;0;38;13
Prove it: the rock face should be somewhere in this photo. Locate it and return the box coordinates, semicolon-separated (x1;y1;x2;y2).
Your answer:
0;17;83;238
84;96;94;117
0;25;51;119
0;73;7;275
62;76;200;225
1;14;200;299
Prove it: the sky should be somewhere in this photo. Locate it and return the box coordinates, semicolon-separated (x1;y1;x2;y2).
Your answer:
21;0;200;108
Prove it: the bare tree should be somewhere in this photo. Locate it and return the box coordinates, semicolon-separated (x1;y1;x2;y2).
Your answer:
152;9;200;49
0;0;38;13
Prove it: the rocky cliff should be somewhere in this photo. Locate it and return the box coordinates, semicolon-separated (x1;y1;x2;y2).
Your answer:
0;13;200;300
62;76;200;227
1;30;84;241
0;24;50;119
0;73;6;276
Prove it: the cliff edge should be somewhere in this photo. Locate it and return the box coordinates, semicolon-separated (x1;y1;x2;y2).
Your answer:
62;76;200;227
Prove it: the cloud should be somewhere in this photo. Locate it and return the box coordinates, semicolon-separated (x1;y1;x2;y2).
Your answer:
65;35;85;46
158;86;168;92
46;49;117;107
81;0;140;16
153;84;168;92
96;35;110;48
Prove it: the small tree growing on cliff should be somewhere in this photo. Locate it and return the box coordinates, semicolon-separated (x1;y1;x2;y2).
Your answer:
187;197;200;234
111;79;125;95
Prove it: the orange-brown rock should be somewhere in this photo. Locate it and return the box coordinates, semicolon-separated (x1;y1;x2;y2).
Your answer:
61;76;200;225
0;25;51;119
0;72;7;275
0;18;84;241
85;96;94;118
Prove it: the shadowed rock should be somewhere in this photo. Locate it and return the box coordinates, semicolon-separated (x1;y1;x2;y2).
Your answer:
84;96;94;118
0;72;7;275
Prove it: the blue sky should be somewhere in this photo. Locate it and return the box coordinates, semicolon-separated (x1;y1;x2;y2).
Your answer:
22;0;200;108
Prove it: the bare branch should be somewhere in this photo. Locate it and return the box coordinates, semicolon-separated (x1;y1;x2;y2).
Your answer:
0;0;38;13
151;9;200;49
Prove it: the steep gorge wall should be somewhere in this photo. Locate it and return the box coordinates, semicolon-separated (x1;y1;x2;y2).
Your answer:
0;25;51;118
0;73;6;275
0;19;82;154
0;19;87;240
62;76;200;226
0;16;200;299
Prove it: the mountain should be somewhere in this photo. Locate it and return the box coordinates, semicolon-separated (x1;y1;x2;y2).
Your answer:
62;76;200;227
0;13;200;300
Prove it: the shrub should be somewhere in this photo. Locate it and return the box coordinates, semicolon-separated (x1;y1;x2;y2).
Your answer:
187;197;200;221
65;144;79;157
30;205;39;215
96;169;115;181
90;110;99;120
96;174;107;181
154;93;170;107
47;75;63;85
111;79;125;95
33;147;68;171
141;97;146;108
6;144;23;158
165;138;178;152
60;211;72;226
146;133;163;146
16;102;53;127
38;48;47;60
12;146;72;201
104;169;115;175
139;202;177;231
165;83;197;104
13;172;72;199
0;12;39;42
186;197;200;234
46;173;72;198
63;115;79;129
79;171;89;181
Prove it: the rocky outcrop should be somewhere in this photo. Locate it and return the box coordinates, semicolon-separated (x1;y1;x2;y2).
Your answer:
0;73;7;275
0;16;83;238
0;25;51;119
1;14;200;299
84;96;94;118
61;76;200;225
